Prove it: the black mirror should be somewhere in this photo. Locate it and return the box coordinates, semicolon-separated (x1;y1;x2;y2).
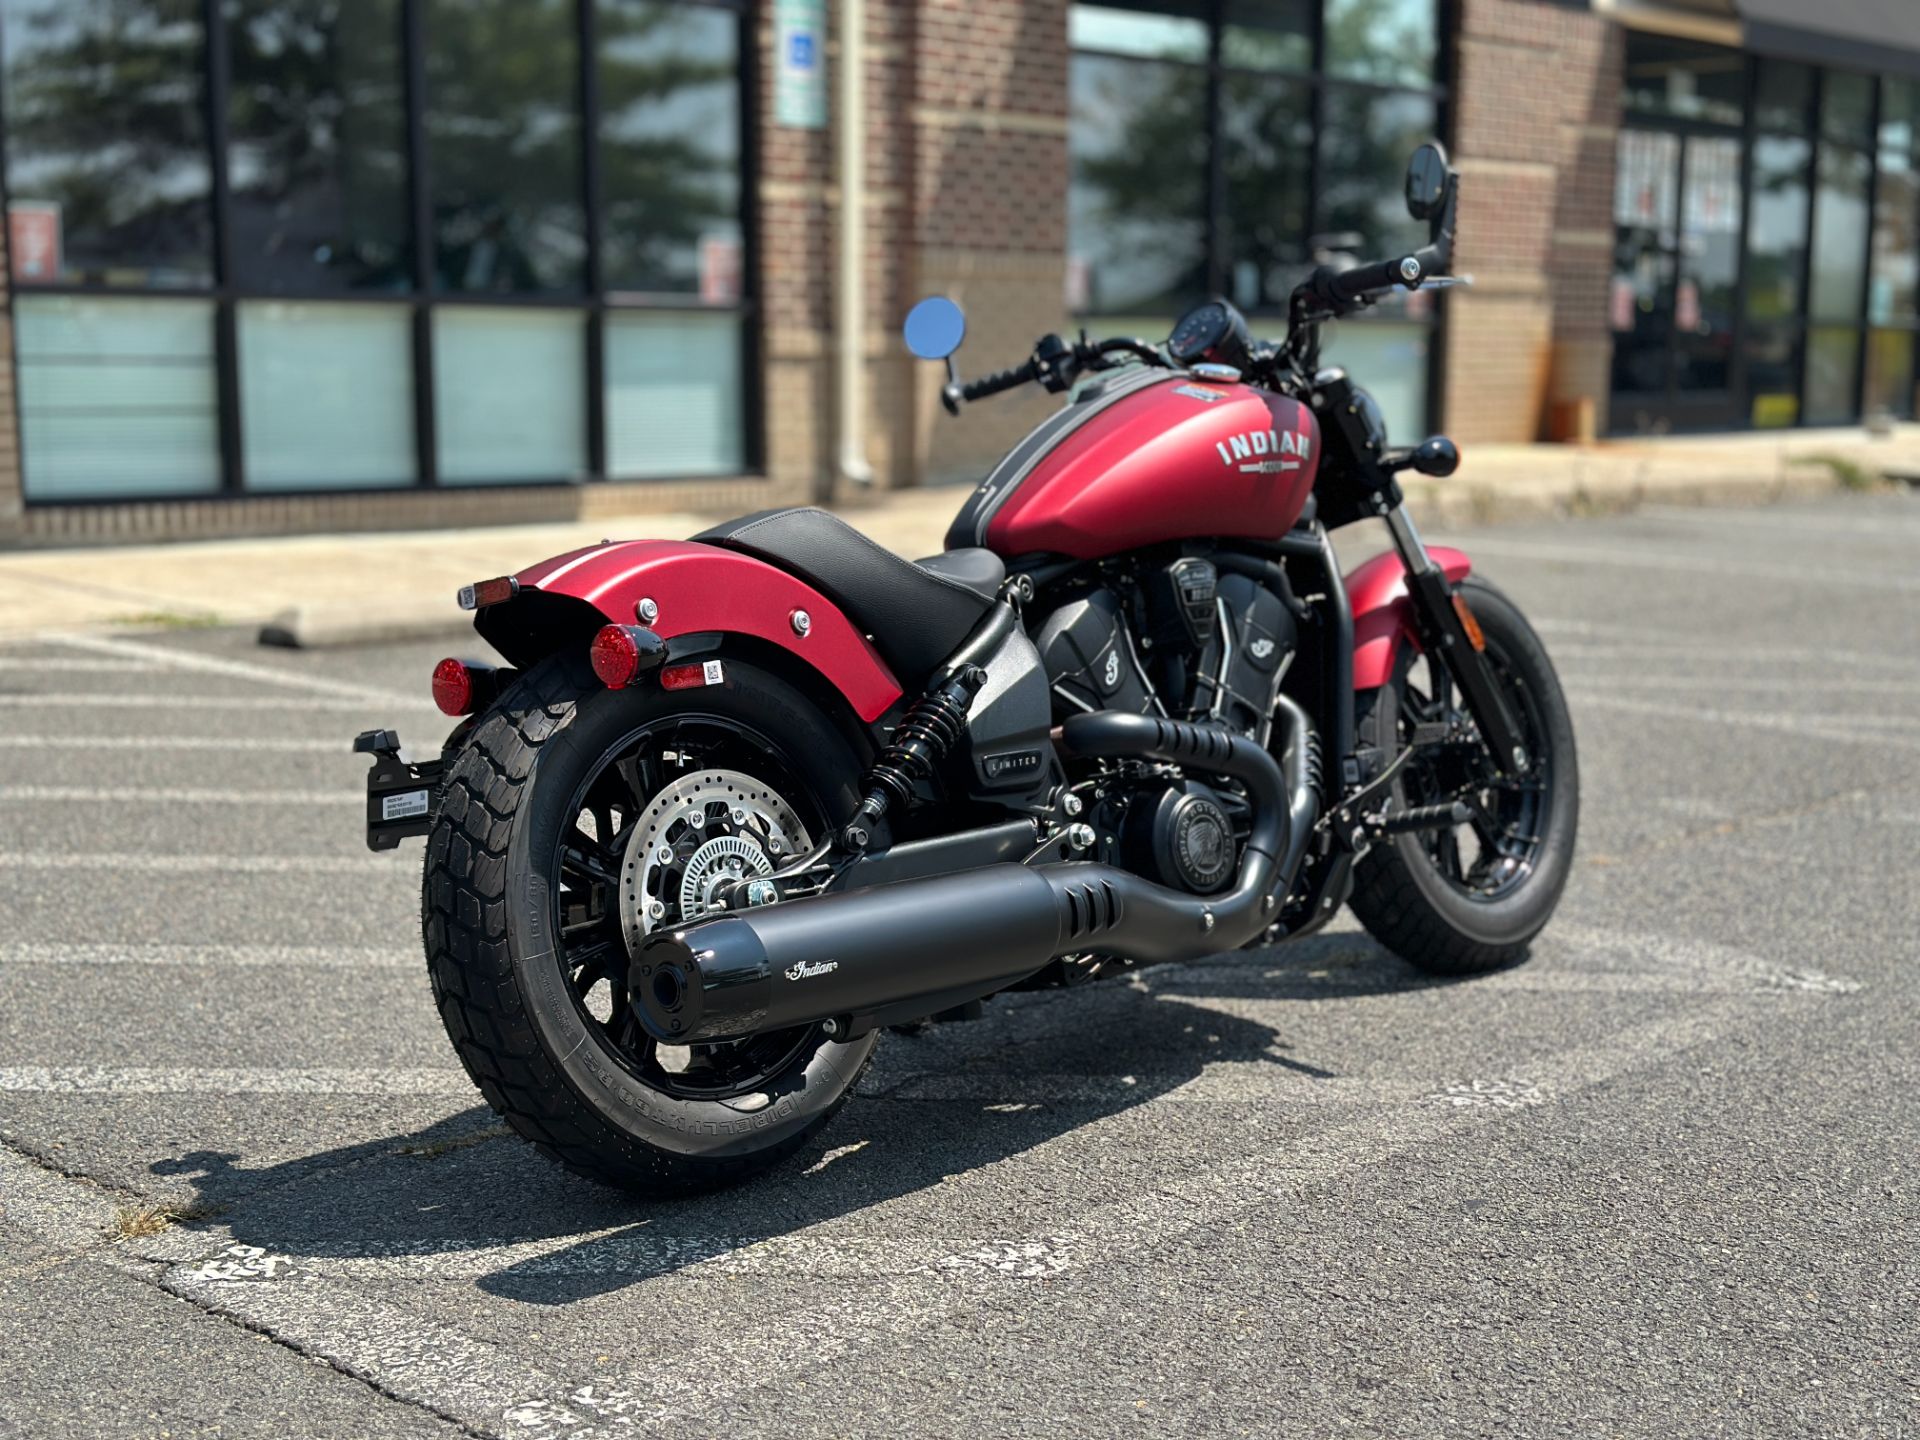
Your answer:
903;296;967;360
1405;142;1450;223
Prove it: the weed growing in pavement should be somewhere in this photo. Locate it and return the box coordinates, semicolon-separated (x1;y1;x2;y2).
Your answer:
1799;453;1882;492
108;1198;228;1241
107;611;224;630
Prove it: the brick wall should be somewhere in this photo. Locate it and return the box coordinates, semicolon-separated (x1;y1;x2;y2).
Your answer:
1445;0;1621;443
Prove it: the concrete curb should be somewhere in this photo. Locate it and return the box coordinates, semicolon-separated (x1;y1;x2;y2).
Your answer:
259;604;473;651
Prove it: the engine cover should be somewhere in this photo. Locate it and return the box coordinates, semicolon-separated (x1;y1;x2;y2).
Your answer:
1120;780;1236;895
1034;588;1157;717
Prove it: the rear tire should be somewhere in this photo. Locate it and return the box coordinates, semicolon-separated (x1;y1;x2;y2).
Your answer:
1347;576;1579;975
422;652;878;1194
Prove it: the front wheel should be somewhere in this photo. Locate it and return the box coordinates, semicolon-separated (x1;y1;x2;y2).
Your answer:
1348;575;1579;975
423;652;878;1194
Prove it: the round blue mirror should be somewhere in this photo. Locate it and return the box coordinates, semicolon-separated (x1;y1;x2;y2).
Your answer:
903;296;967;361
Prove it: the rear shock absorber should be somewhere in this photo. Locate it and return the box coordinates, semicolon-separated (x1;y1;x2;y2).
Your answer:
844;664;989;850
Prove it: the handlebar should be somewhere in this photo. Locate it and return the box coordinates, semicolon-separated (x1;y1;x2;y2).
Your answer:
961;359;1040;403
1319;254;1418;306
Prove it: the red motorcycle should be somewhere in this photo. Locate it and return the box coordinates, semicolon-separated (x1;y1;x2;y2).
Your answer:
360;142;1577;1193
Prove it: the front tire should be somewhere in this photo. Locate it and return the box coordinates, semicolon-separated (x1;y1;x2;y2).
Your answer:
1348;576;1579;975
423;652;878;1194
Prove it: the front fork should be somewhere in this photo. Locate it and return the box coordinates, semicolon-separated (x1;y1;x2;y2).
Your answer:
1381;504;1530;779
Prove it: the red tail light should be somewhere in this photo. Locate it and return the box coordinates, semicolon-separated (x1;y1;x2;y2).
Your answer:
590;625;665;690
431;657;475;716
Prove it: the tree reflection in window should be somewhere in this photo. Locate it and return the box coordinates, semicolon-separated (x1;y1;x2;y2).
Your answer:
425;0;586;294
0;0;213;287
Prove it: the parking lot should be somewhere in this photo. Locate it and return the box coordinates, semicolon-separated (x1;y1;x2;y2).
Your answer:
1;493;1916;1438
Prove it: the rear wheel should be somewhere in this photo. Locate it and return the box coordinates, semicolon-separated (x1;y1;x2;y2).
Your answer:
1348;576;1579;975
423;652;878;1194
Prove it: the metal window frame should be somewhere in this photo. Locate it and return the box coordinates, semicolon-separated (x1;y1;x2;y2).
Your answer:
1068;0;1451;439
0;0;761;507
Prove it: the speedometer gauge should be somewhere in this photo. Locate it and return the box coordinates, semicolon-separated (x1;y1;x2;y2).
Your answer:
1166;300;1253;371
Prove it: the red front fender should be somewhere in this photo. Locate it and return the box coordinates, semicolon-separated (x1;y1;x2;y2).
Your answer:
1346;545;1473;691
478;539;904;723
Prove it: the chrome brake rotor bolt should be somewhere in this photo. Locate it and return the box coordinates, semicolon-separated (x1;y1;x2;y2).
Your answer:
649;900;665;919
655;845;673;865
730;807;747;825
688;811;706;829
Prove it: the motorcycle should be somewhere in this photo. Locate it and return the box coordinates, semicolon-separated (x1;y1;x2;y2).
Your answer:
359;141;1578;1194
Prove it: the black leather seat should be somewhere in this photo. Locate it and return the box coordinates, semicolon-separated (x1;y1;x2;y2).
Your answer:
693;507;1005;685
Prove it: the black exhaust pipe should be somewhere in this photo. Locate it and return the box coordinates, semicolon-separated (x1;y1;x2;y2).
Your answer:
635;702;1321;1043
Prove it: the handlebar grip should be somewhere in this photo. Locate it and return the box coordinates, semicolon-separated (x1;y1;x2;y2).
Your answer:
960;358;1040;403
1323;255;1418;305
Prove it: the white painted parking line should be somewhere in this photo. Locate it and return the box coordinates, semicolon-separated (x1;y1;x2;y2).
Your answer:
1561;674;1920;697
1547;638;1917;672
0;942;415;968
0;785;360;806
1638;503;1920;539
1463;535;1920;593
0;692;437;712
0;657;168;673
147;994;1771;1440
0;923;1860;1440
0;735;344;753
163;1249;606;1440
0;852;393;874
1571;694;1920;751
0;1066;470;1094
45;632;420;706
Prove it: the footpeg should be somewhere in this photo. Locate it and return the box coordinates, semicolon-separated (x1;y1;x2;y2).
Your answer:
1366;800;1472;838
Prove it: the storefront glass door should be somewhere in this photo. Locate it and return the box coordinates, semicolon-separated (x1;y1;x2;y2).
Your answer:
1611;125;1746;431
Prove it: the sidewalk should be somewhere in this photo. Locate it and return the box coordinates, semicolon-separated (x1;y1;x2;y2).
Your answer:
0;425;1912;643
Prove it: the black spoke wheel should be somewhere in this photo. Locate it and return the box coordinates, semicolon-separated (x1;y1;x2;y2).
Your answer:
1348;576;1579;975
423;651;879;1195
549;723;823;1102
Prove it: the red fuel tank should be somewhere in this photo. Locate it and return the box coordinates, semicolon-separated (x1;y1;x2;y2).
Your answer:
948;372;1321;561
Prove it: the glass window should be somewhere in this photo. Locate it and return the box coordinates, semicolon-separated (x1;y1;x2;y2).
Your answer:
425;0;585;294
226;0;412;294
433;308;587;483
1746;134;1812;323
1068;2;1209;61
0;0;212;287
1220;0;1312;74
1820;72;1874;149
1744;325;1800;427
239;303;415;490
1317;87;1438;317
14;296;220;498
1805;326;1861;424
1754;59;1812;134
605;311;743;478
1218;74;1312;313
1321;321;1428;441
1621;33;1744;128
598;2;741;296
1880;78;1917;161
1865;329;1916;420
1325;0;1436;88
1068;53;1209;315
1810;142;1872;324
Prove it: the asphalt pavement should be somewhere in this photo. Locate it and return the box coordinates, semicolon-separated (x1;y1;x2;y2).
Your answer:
1;493;1916;1439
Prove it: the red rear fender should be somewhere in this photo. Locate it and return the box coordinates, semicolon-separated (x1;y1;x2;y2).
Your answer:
1346;546;1473;691
477;539;904;723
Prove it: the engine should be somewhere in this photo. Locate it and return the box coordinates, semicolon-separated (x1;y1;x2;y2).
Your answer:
1032;553;1298;894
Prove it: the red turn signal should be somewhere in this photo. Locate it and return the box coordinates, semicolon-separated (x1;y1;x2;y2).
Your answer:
430;657;509;717
590;625;666;690
431;657;475;716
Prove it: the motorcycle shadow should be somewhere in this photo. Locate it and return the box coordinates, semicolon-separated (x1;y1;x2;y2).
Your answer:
151;931;1446;1308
